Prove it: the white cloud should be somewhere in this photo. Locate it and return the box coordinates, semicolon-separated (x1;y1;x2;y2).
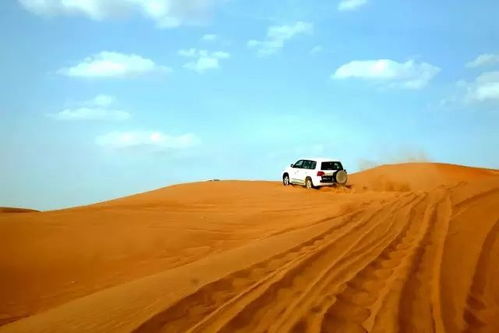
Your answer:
58;51;170;78
309;45;323;55
266;22;313;41
18;0;224;28
212;51;230;58
201;34;218;42
338;0;368;11
178;48;198;57
92;94;116;107
438;72;499;109
247;21;313;56
48;94;130;121
466;53;499;68
96;131;200;150
51;107;130;121
465;71;499;103
178;48;230;73
332;59;440;89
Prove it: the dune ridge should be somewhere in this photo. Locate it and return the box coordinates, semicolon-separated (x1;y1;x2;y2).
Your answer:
0;207;39;214
0;162;498;332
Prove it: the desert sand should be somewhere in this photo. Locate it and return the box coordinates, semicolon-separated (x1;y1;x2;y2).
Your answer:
1;162;498;332
0;207;39;214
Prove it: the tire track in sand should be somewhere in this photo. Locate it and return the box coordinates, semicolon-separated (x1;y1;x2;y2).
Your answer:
134;189;471;333
187;194;418;333
392;190;453;333
310;193;427;333
268;193;425;333
132;201;386;333
462;218;499;333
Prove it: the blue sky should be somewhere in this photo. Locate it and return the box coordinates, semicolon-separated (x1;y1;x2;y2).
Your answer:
1;0;498;210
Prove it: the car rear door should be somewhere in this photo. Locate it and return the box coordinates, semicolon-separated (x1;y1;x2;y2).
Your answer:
320;161;343;182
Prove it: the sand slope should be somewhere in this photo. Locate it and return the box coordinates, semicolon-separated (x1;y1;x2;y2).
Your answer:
0;163;498;332
0;207;39;214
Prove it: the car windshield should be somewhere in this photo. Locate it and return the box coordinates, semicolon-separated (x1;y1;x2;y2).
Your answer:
321;161;343;170
293;160;304;168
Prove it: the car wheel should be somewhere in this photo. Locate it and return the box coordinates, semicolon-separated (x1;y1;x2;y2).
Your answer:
283;174;290;186
334;170;348;185
305;177;313;189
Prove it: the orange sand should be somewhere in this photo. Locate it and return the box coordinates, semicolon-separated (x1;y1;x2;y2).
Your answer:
0;162;498;332
0;207;39;214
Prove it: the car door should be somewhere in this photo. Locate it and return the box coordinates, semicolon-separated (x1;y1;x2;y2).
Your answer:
290;160;304;183
300;160;313;183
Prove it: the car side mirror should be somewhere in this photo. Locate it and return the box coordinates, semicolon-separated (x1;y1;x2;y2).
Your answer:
290;164;294;168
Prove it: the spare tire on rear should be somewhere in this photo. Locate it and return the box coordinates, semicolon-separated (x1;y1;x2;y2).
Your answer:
334;170;348;185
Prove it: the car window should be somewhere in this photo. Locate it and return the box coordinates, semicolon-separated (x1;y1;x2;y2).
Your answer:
293;160;304;168
303;160;316;169
321;161;343;170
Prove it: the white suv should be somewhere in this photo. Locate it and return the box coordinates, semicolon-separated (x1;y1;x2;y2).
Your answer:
282;158;348;189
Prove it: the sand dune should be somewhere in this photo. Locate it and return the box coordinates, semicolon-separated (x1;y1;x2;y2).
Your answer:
0;163;498;332
0;207;39;214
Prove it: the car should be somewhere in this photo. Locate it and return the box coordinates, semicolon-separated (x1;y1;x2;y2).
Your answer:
282;158;348;189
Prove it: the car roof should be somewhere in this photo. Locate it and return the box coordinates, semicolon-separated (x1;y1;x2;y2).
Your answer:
300;158;341;162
